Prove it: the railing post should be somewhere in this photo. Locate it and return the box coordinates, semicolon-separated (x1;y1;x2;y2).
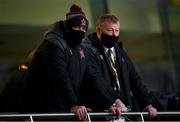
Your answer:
30;114;33;122
140;113;144;122
87;113;91;122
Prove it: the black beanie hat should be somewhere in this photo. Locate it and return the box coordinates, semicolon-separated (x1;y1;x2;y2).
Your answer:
65;4;88;30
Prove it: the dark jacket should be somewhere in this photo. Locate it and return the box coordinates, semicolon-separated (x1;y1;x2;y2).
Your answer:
20;21;89;113
82;33;157;111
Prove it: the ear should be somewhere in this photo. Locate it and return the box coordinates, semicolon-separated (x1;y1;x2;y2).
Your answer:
96;27;102;37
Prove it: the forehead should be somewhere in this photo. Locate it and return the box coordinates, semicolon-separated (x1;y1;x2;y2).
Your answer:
100;20;120;29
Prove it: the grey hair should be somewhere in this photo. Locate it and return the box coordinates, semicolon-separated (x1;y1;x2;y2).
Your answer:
96;14;119;27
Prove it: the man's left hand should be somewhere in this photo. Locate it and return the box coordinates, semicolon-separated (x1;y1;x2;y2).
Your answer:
145;105;157;117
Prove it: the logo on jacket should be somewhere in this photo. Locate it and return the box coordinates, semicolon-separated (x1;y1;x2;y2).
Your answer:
70;50;73;55
79;49;85;58
100;55;104;60
81;18;86;26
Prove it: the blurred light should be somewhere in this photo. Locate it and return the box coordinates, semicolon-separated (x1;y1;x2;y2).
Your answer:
18;64;28;70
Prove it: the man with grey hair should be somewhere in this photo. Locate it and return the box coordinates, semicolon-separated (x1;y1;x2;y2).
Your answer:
82;14;158;120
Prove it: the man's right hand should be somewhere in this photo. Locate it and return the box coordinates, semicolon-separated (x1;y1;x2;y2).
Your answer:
108;105;122;119
70;105;92;120
115;99;129;112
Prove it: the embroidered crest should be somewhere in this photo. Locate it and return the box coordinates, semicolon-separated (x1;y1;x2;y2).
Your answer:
100;55;104;60
122;57;125;62
81;18;86;26
79;49;85;58
70;50;73;55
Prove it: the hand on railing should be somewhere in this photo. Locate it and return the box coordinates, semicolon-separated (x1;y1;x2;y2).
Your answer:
107;105;122;119
114;99;131;112
145;105;157;117
70;105;92;120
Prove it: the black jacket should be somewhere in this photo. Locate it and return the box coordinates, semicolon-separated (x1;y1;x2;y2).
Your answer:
82;33;157;111
21;21;89;113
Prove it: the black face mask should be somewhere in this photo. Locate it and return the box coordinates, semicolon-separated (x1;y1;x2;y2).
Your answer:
66;29;85;47
100;33;119;48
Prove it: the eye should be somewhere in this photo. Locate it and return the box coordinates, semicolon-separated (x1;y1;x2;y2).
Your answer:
72;26;80;30
72;26;86;32
81;26;87;31
107;29;113;32
115;29;119;33
104;29;114;34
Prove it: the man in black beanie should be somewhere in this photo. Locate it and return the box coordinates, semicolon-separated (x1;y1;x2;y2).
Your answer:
19;4;91;120
65;4;88;47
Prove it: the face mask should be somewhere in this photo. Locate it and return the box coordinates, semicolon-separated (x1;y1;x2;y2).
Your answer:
66;29;85;47
100;33;119;48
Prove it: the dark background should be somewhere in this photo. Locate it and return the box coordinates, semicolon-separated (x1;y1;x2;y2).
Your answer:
0;0;179;106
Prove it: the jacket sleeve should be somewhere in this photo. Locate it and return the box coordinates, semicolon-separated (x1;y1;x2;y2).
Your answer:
123;50;154;109
42;39;80;110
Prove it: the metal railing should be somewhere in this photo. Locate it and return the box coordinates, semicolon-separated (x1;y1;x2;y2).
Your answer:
0;111;180;122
